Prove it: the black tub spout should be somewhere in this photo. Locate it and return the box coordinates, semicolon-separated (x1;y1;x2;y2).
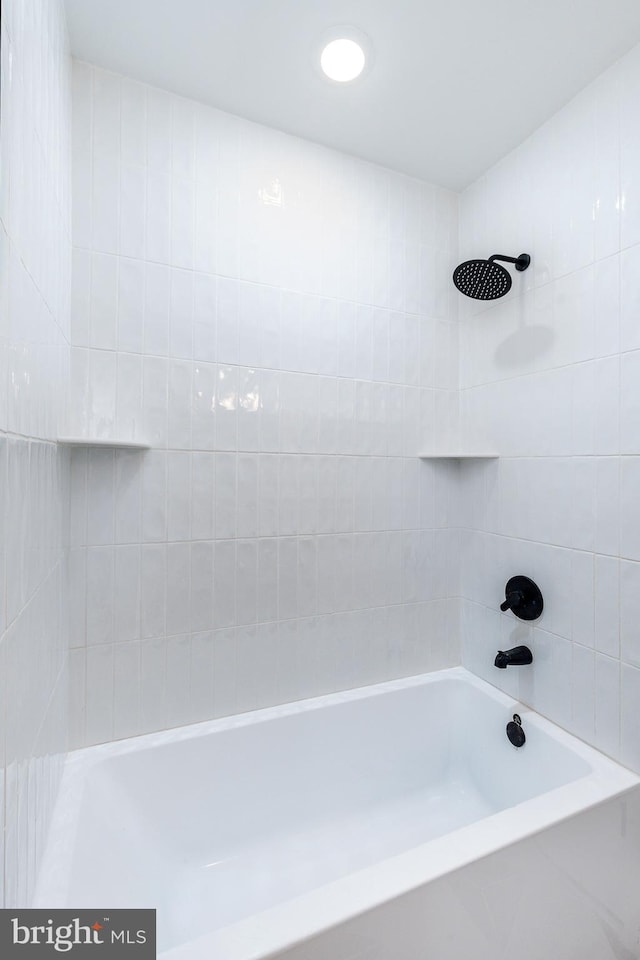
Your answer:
494;645;533;669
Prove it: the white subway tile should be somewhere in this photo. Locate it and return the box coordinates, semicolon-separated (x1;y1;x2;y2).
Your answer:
189;631;214;722
161;637;191;727
85;644;115;745
237;453;258;538
114;544;140;642
336;301;357;379
621;663;640;771
166;542;191;635
594;555;620;657
236;539;258;625
620;350;640;453
85;545;115;646
215;453;237;540
117;258;145;354
215;364;238;450
93;68;121;163
140;637;169;732
571;643;595;741
213;540;237;628
146;88;172;173
190;452;215;540
171;97;195;181
620;244;640;352
69;648;87;749
169;270;194;360
594;256;620;357
167;359;192;449
571;550;594;646
86;449;115;545
145;172;171;264
190;542;214;632
257;538;278;622
140;544;167;638
115;352;143;440
92;154;120;254
194;178;217;275
257;455;278;537
113;641;142;740
166;452;191;541
621;119;640;252
90;253;118;350
620;559;640;667
620;457;640;560
119;165;146;260
217;278;239;365
142;356;168;446
141;451;167;542
595;653;620;758
211;627;237;717
193;273;217;363
171;177;195;269
121;78;147;167
594;456;620;557
237;367;261;451
144;262;170;356
71;247;91;346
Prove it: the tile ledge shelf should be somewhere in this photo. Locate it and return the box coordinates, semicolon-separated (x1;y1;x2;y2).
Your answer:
57;437;151;450
418;452;499;460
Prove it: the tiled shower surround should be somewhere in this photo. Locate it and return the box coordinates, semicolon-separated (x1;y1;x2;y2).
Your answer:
0;0;71;906
458;45;640;772
65;43;640;766
67;62;460;747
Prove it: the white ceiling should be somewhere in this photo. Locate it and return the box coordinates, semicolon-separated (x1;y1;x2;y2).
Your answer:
64;0;640;191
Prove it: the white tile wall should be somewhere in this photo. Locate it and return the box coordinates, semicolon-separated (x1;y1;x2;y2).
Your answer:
458;42;640;771
0;0;71;906
68;63;460;747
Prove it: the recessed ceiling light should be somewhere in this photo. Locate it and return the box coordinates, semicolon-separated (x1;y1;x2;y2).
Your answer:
320;38;366;82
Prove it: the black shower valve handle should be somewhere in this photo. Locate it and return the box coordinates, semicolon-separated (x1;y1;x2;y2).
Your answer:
499;576;544;621
500;589;524;613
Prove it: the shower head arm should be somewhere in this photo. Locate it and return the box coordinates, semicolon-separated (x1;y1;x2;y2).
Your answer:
488;253;531;272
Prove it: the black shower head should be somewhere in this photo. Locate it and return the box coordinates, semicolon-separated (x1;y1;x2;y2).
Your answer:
453;253;531;300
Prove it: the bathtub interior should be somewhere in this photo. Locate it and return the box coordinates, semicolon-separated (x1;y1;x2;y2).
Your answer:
37;671;605;953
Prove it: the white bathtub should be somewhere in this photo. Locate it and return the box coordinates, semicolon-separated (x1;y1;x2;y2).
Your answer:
35;667;640;960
